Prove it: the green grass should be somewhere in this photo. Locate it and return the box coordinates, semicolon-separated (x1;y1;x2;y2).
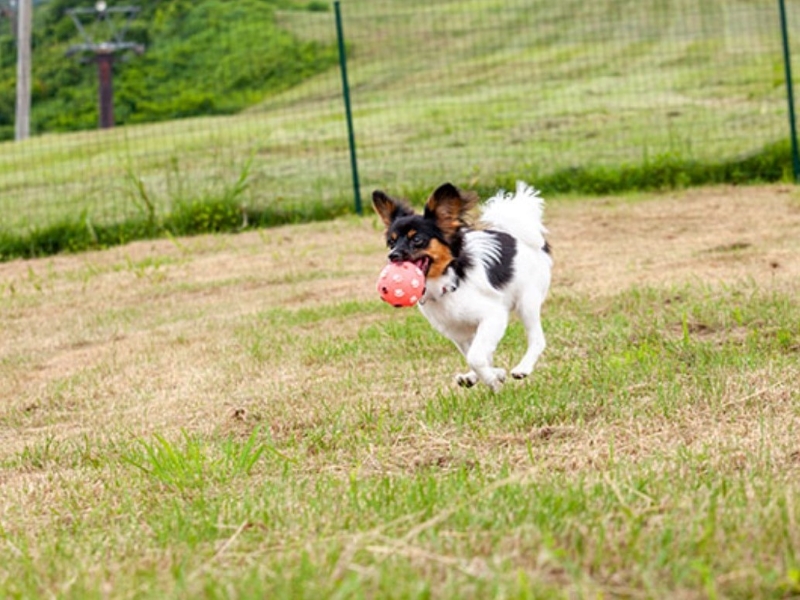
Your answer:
2;263;799;597
0;0;796;260
1;137;790;261
0;193;354;260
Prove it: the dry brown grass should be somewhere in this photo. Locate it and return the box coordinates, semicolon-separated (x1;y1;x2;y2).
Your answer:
2;184;799;454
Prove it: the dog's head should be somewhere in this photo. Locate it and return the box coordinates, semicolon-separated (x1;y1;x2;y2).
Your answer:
372;183;478;279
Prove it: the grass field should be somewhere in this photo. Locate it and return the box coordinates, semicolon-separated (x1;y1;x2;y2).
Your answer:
0;0;794;235
2;184;800;598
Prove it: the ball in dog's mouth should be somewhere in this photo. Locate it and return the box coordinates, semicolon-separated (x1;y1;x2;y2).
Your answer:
377;261;427;307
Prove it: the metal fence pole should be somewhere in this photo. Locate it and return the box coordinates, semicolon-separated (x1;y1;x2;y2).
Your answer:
778;0;800;182
334;0;362;214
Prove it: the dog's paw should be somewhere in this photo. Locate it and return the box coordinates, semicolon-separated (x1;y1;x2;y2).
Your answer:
486;368;506;392
455;371;478;388
457;369;507;390
511;369;529;380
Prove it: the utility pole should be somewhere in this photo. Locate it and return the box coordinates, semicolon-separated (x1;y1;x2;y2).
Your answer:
15;0;31;140
67;2;143;129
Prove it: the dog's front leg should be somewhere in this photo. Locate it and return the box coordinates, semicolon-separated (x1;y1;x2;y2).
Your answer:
465;315;509;391
452;336;506;389
452;338;479;388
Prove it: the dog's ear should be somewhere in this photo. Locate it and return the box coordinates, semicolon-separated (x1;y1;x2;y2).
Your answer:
424;183;478;238
372;190;413;228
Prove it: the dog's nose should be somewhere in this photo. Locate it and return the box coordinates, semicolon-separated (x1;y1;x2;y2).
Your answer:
388;249;408;262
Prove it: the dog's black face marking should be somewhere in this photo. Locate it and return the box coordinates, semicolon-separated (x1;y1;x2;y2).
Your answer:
385;214;445;275
483;230;517;289
373;184;478;280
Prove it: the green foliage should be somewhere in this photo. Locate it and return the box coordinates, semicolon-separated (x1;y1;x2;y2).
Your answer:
0;0;793;262
0;151;353;260
530;140;793;196
0;0;337;137
0;196;353;260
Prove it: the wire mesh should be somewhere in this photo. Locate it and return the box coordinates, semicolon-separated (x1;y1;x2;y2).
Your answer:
340;0;797;194
0;0;796;235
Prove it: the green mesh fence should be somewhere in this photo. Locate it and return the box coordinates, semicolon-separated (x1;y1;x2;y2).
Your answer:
339;0;798;195
0;0;797;236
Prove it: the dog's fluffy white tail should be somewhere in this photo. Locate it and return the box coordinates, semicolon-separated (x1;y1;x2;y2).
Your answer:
480;181;547;251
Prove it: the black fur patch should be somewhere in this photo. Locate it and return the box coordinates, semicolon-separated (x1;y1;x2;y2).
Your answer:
543;240;552;255
483;230;517;289
385;214;446;262
451;231;470;279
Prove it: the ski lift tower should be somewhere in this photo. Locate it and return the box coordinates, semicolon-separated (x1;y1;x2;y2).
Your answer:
67;1;144;129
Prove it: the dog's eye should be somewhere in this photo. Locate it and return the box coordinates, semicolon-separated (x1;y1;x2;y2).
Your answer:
411;235;426;248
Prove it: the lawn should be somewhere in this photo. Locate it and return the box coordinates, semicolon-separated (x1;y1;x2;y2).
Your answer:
2;184;799;598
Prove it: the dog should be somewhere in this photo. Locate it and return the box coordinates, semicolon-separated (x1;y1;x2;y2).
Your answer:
372;181;552;391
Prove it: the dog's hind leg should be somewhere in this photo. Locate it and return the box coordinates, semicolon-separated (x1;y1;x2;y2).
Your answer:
511;300;546;380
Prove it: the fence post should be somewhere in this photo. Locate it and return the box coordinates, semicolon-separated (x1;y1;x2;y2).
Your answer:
334;0;362;214
778;0;800;182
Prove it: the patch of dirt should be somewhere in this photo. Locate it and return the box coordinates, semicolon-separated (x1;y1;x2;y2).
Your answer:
550;184;800;295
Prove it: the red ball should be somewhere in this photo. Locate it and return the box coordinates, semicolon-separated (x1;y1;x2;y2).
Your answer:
376;261;426;307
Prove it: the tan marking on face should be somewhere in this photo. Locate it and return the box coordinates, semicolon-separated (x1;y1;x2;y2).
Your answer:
426;239;453;279
390;232;398;241
407;229;417;239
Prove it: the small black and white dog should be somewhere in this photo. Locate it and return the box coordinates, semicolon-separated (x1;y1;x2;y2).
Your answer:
373;181;552;391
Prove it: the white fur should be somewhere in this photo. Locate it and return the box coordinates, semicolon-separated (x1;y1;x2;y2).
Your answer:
480;181;548;250
420;181;552;391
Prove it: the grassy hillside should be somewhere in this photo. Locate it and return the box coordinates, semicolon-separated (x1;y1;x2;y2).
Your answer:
0;0;337;139
0;0;795;260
